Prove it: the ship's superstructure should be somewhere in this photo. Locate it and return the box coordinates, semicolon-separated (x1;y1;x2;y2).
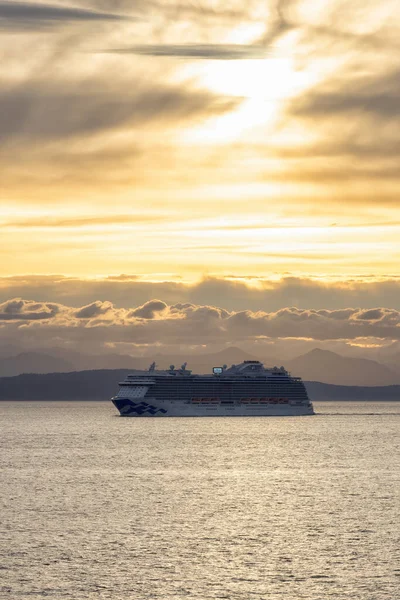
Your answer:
112;360;314;416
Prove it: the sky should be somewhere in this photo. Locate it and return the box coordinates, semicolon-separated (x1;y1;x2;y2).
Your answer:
1;0;400;359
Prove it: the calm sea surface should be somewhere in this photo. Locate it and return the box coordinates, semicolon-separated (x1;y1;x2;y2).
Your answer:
1;401;399;600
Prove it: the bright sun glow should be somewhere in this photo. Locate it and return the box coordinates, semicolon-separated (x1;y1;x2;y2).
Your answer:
183;57;313;143
200;58;298;99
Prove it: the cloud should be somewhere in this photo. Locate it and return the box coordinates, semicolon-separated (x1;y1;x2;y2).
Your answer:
0;80;237;142
0;298;60;320
105;43;270;60
256;0;391;50
1;275;400;314
74;300;113;318
2;298;400;359
89;0;247;20
278;70;400;191
257;0;293;45
0;0;129;30
268;1;400;181
293;68;400;121
129;299;168;319
2;214;170;228
354;309;385;321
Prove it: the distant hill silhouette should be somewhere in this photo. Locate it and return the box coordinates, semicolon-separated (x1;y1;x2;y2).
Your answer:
0;369;399;402
0;346;264;378
0;350;145;376
0;352;74;377
383;352;400;375
305;381;400;401
0;370;130;400
286;348;400;386
0;346;398;387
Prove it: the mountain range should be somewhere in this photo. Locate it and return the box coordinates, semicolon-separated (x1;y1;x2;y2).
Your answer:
285;348;399;386
0;369;399;402
0;346;399;387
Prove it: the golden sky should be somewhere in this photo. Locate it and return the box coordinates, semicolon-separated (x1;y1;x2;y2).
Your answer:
1;1;400;360
1;0;399;282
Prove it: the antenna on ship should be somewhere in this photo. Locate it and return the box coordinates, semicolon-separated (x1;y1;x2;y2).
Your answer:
180;362;187;371
149;361;156;371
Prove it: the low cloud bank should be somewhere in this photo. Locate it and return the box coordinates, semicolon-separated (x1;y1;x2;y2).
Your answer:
1;298;400;358
1;275;400;312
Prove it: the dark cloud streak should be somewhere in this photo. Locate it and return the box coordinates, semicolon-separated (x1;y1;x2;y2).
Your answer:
0;0;130;30
0;81;238;141
88;0;247;20
294;68;400;120
104;43;271;60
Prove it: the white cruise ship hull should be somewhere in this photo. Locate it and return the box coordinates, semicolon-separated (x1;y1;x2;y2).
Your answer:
112;397;314;417
112;360;314;417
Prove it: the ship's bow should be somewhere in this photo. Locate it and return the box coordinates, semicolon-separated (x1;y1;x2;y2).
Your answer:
112;396;167;416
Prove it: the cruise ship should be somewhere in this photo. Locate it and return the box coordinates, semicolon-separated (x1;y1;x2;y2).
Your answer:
112;360;314;417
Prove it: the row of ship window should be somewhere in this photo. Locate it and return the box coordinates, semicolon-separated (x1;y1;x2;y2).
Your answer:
191;397;292;404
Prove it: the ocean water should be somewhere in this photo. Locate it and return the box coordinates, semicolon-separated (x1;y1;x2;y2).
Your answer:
1;402;399;600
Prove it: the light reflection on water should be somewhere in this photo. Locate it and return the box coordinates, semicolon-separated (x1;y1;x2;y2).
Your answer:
1;401;399;599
